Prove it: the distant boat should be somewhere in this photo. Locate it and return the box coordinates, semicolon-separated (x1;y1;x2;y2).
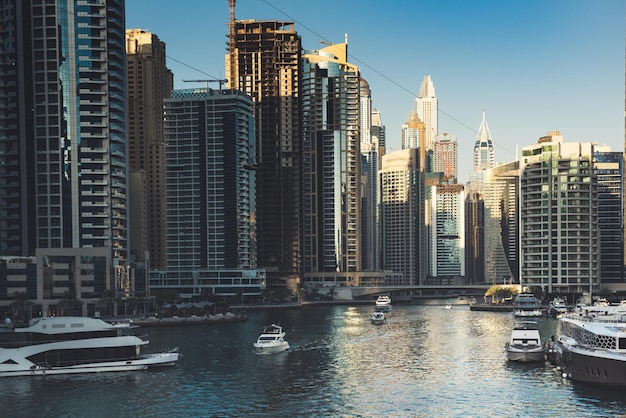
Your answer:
253;324;289;354
444;304;452;310
547;297;568;317
375;295;392;311
370;311;386;325
505;320;544;363
513;293;543;317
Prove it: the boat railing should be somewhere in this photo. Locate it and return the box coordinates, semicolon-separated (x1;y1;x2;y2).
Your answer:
565;311;626;325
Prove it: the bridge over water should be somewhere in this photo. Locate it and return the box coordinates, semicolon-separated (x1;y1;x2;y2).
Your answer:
325;285;491;301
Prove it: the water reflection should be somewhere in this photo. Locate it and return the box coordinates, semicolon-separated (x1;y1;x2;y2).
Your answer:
1;303;625;417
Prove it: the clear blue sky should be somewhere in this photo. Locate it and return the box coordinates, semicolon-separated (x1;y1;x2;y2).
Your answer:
126;0;624;181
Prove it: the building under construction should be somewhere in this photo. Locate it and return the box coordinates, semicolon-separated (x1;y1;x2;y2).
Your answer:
226;6;302;290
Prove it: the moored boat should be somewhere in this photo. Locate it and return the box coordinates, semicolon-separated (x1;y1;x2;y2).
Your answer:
547;296;568;317
253;324;289;354
548;305;626;386
505;320;544;362
513;293;543;317
0;316;178;377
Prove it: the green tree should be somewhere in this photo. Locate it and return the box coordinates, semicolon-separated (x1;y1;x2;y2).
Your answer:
58;291;83;316
9;291;33;322
97;289;118;317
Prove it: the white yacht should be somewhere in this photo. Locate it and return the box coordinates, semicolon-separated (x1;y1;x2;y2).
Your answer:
253;324;289;354
547;305;626;386
505;320;544;362
0;316;178;377
370;311;386;325
375;295;392;311
547;297;568;317
513;293;543;317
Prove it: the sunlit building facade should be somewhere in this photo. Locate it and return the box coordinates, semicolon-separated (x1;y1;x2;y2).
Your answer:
520;132;598;293
416;75;438;151
301;41;361;276
379;149;426;285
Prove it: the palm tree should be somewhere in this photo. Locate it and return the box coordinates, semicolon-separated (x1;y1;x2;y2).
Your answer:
58;291;83;316
9;291;33;322
97;289;118;317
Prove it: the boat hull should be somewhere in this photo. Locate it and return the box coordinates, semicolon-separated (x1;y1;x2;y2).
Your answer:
506;347;544;362
253;342;289;354
371;319;385;325
556;342;626;386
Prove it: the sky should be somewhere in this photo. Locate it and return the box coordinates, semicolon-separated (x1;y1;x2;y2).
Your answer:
126;0;625;181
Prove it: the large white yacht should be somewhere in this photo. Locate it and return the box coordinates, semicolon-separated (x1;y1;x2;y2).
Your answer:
375;295;392;311
547;305;626;386
0;316;178;377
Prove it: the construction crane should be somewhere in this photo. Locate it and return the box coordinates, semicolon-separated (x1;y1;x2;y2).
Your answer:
228;0;237;89
182;79;228;90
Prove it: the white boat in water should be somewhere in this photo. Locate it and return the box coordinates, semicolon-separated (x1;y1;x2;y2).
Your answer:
513;293;543;317
370;311;386;325
505;320;544;362
547;305;626;386
0;316;178;377
547;297;568;317
375;295;392;311
253;324;289;354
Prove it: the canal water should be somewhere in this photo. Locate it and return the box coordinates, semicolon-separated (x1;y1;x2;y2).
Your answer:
1;301;625;417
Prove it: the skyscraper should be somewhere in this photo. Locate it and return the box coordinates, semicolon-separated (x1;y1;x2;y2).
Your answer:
433;133;458;184
301;41;361;274
416;75;438;151
520;132;598;293
360;78;378;271
126;29;173;270
380;149;426;284
227;17;302;289
162;88;255;270
430;185;465;284
473;110;495;171
0;0;129;312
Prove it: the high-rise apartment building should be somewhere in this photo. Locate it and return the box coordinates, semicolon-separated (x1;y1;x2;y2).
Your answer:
162;88;255;270
227;17;302;289
433;133;457;183
360;78;378;271
416;75;438;151
430;185;465;284
520;132;598;293
0;0;128;313
126;29;173;270
401;111;425;150
380;149;426;284
594;148;624;283
482;161;519;285
301;41;361;275
371;109;386;170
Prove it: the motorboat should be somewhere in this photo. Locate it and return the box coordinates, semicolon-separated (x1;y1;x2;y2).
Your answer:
505;320;544;362
253;324;289;354
547;297;568;317
444;304;452;310
375;295;392;311
0;316;179;377
513;293;543;317
548;305;626;386
370;311;386;325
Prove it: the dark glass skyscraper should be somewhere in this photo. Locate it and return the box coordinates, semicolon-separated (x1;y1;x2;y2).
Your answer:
0;1;129;311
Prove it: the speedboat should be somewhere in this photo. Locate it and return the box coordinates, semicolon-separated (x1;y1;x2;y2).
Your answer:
547;305;626;386
375;295;392;311
253;324;289;354
505;320;544;362
444;304;452;310
0;316;179;377
370;311;386;325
